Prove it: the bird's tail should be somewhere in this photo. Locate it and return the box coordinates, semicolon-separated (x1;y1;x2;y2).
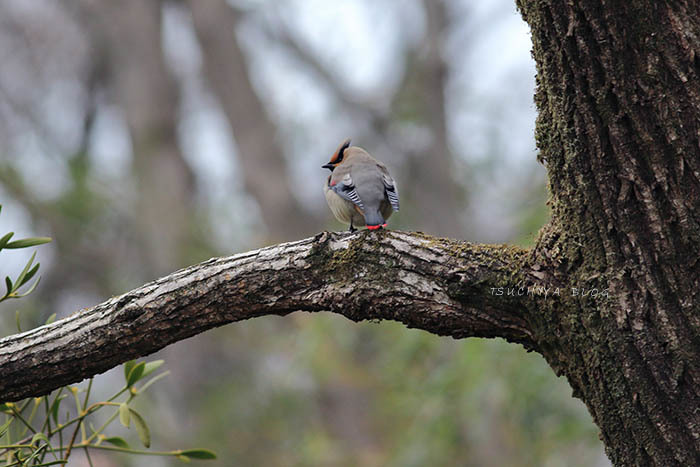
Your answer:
364;208;387;230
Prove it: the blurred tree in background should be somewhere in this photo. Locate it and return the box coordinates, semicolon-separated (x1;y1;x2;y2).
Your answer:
0;0;607;465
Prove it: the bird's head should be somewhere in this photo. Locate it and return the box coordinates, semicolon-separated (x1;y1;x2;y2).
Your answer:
322;138;351;171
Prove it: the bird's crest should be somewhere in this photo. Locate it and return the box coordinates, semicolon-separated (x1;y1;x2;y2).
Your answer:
322;138;352;171
329;138;351;164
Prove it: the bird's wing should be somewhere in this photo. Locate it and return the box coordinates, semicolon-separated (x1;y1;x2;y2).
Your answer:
329;170;365;211
378;165;400;212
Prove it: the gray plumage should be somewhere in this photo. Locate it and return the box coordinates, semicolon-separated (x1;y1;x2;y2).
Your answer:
323;140;399;231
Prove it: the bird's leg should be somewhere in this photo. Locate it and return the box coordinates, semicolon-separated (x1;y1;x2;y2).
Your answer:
348;221;356;233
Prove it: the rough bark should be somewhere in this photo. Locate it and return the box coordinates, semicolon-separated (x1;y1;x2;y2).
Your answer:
0;230;536;402
516;0;700;465
0;1;697;465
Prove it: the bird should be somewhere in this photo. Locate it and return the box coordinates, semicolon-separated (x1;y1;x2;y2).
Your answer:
322;138;400;232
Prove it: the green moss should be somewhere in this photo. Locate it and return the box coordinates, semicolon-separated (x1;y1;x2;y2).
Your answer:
309;231;399;285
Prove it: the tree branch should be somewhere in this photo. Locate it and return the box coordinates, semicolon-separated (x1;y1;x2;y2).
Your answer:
0;231;541;402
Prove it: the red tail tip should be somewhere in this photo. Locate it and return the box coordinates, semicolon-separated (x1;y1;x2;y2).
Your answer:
366;224;387;230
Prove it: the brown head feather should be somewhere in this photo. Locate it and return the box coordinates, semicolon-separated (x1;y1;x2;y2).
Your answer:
329;138;351;164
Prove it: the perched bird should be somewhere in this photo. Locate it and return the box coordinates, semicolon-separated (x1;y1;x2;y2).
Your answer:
322;138;399;232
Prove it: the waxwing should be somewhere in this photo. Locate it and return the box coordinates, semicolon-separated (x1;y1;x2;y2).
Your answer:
322;138;400;232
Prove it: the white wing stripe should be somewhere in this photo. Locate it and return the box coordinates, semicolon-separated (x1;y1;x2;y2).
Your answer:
383;175;400;211
387;190;400;211
346;188;364;210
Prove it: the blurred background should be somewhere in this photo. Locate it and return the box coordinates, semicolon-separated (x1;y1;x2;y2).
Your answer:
0;0;608;465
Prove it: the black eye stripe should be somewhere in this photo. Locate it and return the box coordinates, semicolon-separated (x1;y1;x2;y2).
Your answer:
332;140;351;163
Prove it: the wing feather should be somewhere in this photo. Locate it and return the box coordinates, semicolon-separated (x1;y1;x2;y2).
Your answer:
382;173;400;212
331;173;365;211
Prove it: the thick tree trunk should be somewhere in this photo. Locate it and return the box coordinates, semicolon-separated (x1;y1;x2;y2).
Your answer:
517;0;700;465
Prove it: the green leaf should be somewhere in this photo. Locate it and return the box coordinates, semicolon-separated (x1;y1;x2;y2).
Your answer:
179;449;217;460
177;454;192;463
13;251;36;293
0;232;14;250
118;402;130;427
16;277;41;298
124;360;136;383
17;263;39;289
126;362;146;387
31;432;50;446
104;436;130;449
45;313;57;325
50;395;67;424
5;276;13;296
129;408;150;448
28;461;67;466
22;448;44;466
136;370;170;394
21;436;51;465
141;360;164;379
0;417;13;437
4;237;52;249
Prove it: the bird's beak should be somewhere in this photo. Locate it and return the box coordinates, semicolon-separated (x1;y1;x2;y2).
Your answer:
322;163;335;171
